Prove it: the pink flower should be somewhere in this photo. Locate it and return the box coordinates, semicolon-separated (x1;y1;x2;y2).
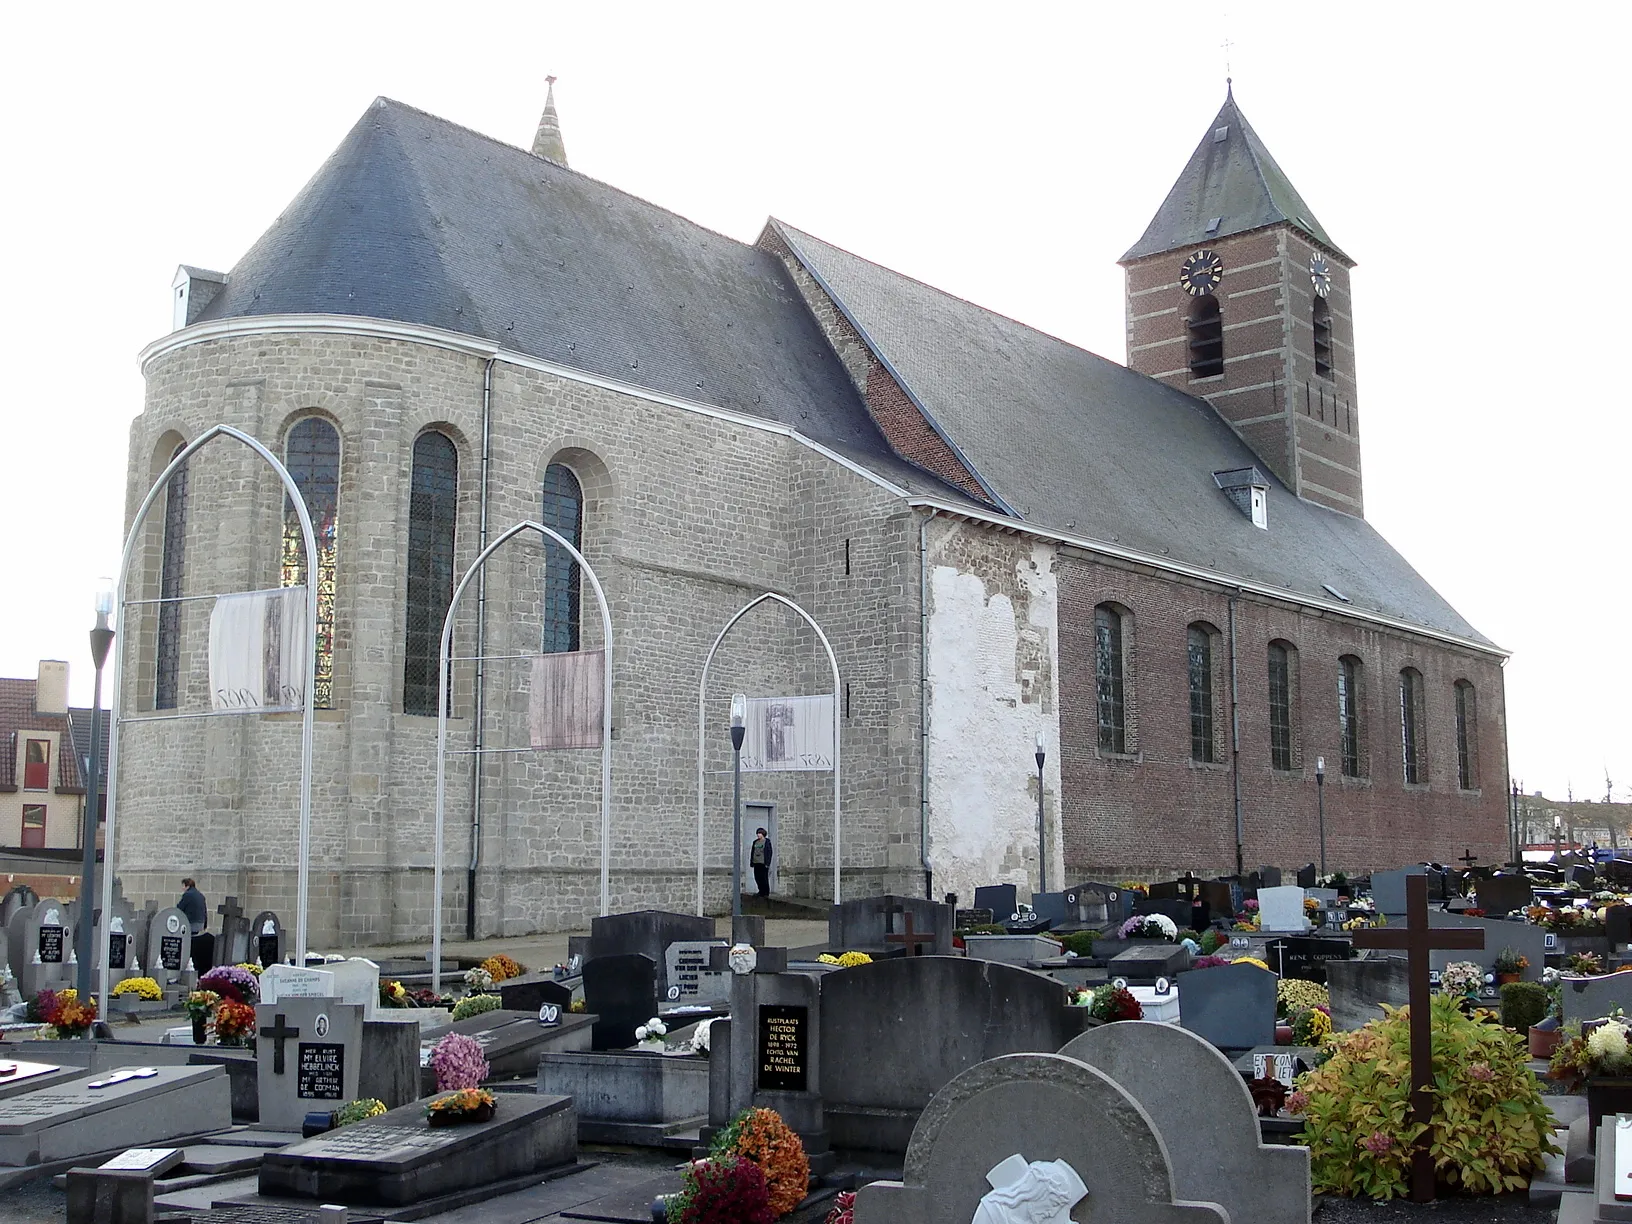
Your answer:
1360;1131;1395;1155
428;1032;489;1090
1286;1090;1309;1114
1245;899;1260;911
1467;1061;1494;1082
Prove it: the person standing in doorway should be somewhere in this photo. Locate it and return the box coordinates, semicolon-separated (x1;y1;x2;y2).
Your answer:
750;827;773;898
178;877;215;973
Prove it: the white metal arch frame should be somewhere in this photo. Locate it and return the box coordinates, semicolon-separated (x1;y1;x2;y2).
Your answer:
102;424;319;1014
433;520;614;993
695;593;842;916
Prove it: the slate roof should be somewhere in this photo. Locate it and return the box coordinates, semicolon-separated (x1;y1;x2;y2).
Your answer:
66;708;110;792
773;222;1488;645
1122;89;1349;264
194;98;967;501
0;679;80;792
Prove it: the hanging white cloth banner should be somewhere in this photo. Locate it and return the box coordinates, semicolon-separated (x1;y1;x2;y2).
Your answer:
741;694;836;771
529;649;606;749
208;587;309;713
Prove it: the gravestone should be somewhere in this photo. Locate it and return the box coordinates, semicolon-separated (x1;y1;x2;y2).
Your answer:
496;971;574;1016
0;1058;84;1101
421;1009;595;1088
1059;1021;1310;1224
664;940;729;1009
253;999;365;1131
215;897;251;967
1561;973;1632;1025
1263;936;1353;984
1474;874;1535;918
1029;892;1070;928
98;914;135;979
22;901;71;998
581;953;657;1050
1199;880;1238;921
328;958;381;1020
1176;963;1277;1050
1108;944;1190;984
588;910;713;995
251;912;285;968
65;1148;185;1224
1257;866;1283;888
0;885;37;933
1061;881;1132;929
0;1064;231;1165
5;900;34;987
818;955;1092;1153
828;895;955;956
1370;866;1427;915
1132;897;1194;929
852;1052;1227;1224
144;907;192;987
259;1093;578;1206
1257;886;1309;932
1295;864;1317;889
973;885;1019;922
260;963;337;1004
1326;957;1411;1030
955;908;995;930
1608;906;1632;949
962;934;1062;967
1427;912;1546;982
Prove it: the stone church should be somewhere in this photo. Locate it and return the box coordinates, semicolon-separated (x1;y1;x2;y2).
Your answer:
117;84;1508;944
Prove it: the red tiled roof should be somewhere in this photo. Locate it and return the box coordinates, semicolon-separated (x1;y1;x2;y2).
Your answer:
0;677;80;792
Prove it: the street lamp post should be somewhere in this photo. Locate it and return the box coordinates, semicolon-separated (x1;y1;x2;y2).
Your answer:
1554;813;1563;860
1315;756;1327;879
76;581;116;999
729;694;746;920
1034;733;1047;895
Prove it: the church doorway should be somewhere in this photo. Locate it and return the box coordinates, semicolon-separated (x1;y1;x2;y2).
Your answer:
744;802;778;895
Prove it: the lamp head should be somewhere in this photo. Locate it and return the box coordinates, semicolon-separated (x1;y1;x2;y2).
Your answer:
1316;755;1325;780
1034;732;1045;770
729;693;747;751
94;581;114;618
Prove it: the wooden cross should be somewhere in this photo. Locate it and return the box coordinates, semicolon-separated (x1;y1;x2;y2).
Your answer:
258;1012;301;1075
1458;848;1479;869
1178;873;1200;902
1350;874;1484;1202
884;913;935;957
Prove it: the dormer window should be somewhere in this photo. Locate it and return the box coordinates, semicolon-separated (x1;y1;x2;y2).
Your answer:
170;266;228;332
1214;467;1268;529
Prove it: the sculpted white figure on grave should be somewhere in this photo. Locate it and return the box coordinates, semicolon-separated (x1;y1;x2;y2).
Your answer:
971;1154;1087;1224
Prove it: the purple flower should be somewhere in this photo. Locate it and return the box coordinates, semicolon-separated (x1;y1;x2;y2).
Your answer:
198;965;259;1003
429;1032;489;1090
1360;1131;1395;1155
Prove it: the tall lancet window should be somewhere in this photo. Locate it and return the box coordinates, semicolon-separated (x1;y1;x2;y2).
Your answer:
1188;295;1224;378
403;432;459;715
540;463;583;653
156;441;189;709
282;417;340;708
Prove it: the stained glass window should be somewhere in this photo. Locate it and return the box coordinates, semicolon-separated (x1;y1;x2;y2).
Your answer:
1268;642;1294;772
1455;680;1477;790
1095;605;1126;754
403;432;458;715
1187;625;1214;763
540;463;583;654
156;441;189;710
1400;668;1425;785
1338;656;1362;777
282;418;340;708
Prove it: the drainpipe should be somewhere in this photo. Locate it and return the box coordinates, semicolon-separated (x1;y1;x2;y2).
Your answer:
1228;591;1244;876
466;357;495;940
919;509;937;899
1500;655;1514;865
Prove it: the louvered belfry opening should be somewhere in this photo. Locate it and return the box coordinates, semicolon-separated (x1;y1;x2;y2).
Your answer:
1187;294;1224;378
1312;293;1333;379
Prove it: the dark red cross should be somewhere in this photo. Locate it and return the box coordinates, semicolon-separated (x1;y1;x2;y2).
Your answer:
884;913;935;957
1350;874;1483;1202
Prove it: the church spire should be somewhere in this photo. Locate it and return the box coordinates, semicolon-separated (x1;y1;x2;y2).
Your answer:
531;77;568;165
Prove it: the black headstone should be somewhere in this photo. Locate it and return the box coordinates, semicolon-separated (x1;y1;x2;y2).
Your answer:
1132;897;1193;929
1030;892;1070;926
973;884;1018;921
581;953;657;1050
1607;906;1632;948
1476;874;1534;917
1147;880;1182;901
38;923;64;964
1571;864;1598;889
1263;936;1354;984
107;932;128;970
498;973;574;1015
1177;963;1278;1050
159;934;185;972
954;908;995;929
1256;866;1283;889
1295;863;1317;889
588;911;712;993
1061;881;1132;928
1199;879;1238;919
757;1004;809;1092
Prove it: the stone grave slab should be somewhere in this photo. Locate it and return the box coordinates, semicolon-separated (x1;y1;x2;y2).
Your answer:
1257;886;1310;932
1562;973;1632;1025
1475;874;1536;918
1327;956;1410;1030
360;1018;420;1110
145;907;192;987
828;895;955;956
258;1092;577;1206
497;971;574;1016
853;1051;1226;1224
327;959;381;1020
1370;866;1427;915
1428;912;1546;982
589;910;713;994
420;1009;595;1089
1175;963;1277;1050
972;884;1019;921
961;934;1060;967
66;1150;183;1224
1108;944;1190;984
260;963;337;1004
582;953;657;1050
0;1064;231;1165
21;902;71;998
1262;935;1353;983
538;1049;708;1136
1060;1021;1310;1224
0;1058;85;1101
663;940;728;1009
250;912;285;969
1061;881;1133;929
253;1000;364;1131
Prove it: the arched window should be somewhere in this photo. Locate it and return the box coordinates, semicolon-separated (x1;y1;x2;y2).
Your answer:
1337;655;1364;777
1188;294;1224;379
1187;623;1218;763
1399;667;1426;785
156;441;189;710
1267;640;1296;772
1455;680;1478;790
403;432;458;715
540;463;583;653
282;417;340;708
1312;294;1333;379
1095;604;1127;754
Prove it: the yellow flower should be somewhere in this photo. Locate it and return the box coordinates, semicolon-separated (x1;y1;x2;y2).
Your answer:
234;962;264;977
112;977;164;1001
1232;956;1272;971
836;951;873;967
816;953;841;965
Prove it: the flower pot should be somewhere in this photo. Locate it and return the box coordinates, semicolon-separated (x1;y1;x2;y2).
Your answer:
192;1017;208;1045
1588;1077;1632;1134
1530;1025;1563;1060
1496;972;1521;986
428;1101;495;1127
1275;1024;1293;1046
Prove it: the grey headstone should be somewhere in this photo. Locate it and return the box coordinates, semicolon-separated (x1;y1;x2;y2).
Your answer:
144;907;192;985
0;886;38;935
0;1064;231;1165
1030;892;1070;927
1428;912;1546;981
1326;957;1410;1030
359;1018;419;1110
1370;866;1427;915
67;1165;161;1224
852;1052;1227;1224
663;940;729;1009
20;902;72;998
253;999;365;1131
961;935;1062;967
1474;874;1535;918
1059;1022;1311;1224
581;953;657;1050
258;1093;578;1206
1562;973;1632;1025
1256;886;1309;933
1108;944;1190;983
1175;963;1278;1050
588;910;712;994
1061;881;1133;929
828;895;955;956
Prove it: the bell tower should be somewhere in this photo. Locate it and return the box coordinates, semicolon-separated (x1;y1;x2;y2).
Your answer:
1121;88;1362;516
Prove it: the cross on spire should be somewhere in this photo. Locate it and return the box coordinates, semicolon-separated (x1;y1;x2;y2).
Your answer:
531;76;569;166
1350;875;1484;1202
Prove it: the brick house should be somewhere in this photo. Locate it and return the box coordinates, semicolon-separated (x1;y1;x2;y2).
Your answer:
0;662;93;851
114;86;1508;944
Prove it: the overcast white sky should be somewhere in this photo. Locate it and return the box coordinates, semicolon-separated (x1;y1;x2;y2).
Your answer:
1;2;1624;803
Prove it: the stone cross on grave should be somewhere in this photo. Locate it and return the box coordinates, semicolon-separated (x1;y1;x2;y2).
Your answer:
1458;848;1479;869
1177;873;1200;902
1351;873;1483;1202
884;911;935;957
87;1066;160;1090
259;1012;300;1075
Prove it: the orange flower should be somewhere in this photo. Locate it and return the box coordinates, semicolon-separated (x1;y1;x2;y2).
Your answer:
726;1107;809;1218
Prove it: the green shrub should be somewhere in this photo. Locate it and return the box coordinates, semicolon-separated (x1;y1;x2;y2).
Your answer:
1295;994;1558;1198
1499;982;1548;1032
1060;930;1098;956
450;993;502;1021
1198;928;1226;955
957;924;1009;936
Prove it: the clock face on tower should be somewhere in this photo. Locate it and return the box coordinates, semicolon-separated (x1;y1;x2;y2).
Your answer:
1179;250;1223;296
1309;254;1332;298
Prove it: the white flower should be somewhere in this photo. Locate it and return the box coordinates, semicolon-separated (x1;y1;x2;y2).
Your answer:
687;1017;716;1054
635;1024;649;1041
1146;913;1179;940
1589;1022;1632;1070
464;966;493;991
646;1017;667;1036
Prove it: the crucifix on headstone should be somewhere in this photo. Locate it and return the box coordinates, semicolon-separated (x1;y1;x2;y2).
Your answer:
1177;873;1200;902
259;1012;301;1075
884;912;935;957
1458;848;1478;869
1351;874;1483;1202
217;896;248;964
